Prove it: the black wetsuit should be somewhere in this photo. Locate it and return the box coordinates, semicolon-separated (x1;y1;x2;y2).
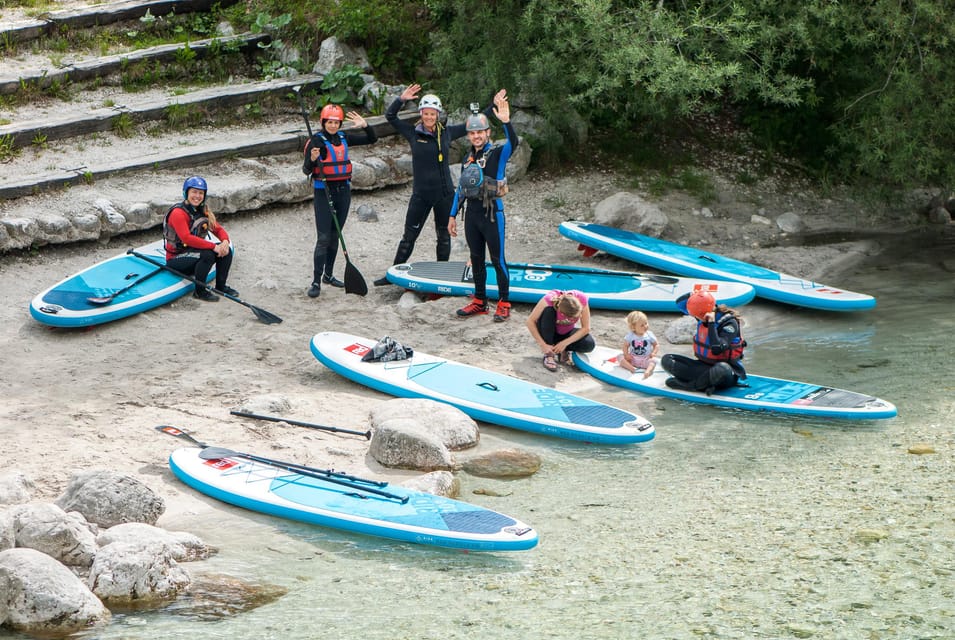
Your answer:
384;98;492;264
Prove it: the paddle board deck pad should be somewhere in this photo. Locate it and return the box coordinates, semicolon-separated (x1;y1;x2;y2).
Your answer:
386;261;755;312
309;331;655;445
169;447;538;552
29;240;215;327
574;346;897;420
559;221;876;312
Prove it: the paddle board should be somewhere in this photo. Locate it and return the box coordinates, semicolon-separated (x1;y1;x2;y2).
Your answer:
386;261;755;312
29;240;214;328
169;447;538;552
559;221;876;312
309;331;655;445
574;345;897;419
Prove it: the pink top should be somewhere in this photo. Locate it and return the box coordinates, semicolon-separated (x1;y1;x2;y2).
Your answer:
543;289;589;336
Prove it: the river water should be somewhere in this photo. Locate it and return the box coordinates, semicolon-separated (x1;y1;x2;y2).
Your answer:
7;232;954;639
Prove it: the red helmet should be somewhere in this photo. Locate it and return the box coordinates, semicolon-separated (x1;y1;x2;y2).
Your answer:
320;104;344;122
686;290;716;320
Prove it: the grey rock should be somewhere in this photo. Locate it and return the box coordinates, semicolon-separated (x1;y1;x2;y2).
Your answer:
313;36;370;75
0;471;34;506
776;211;805;233
97;522;216;563
0;547;111;635
401;471;459;498
355;203;378;222
10;503;98;567
593;192;668;236
460;448;542;479
88;540;191;603
664;315;698;344
55;470;165;528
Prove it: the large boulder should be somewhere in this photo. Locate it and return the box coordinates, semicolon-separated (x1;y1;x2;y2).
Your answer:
460;448;542;479
55;470;165;528
593;192;668;236
368;399;480;471
88;540;191;604
10;503;97;567
0;548;110;636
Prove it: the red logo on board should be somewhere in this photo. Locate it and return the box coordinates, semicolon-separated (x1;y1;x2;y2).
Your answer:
345;342;371;356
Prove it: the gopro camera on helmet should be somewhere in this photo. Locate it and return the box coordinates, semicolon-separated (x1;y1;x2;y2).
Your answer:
469;102;480;114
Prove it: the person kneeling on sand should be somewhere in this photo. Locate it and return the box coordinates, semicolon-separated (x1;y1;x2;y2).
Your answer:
526;289;595;372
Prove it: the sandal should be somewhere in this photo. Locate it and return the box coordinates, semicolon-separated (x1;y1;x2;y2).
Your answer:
542;354;558;372
559;351;574;367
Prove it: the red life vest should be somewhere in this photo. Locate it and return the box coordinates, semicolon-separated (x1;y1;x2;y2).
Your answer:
693;312;745;363
309;133;351;182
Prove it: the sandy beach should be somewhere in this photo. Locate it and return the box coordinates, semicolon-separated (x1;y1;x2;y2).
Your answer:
0;166;905;522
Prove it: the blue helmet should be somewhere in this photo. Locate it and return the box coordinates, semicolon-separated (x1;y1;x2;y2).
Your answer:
182;176;208;200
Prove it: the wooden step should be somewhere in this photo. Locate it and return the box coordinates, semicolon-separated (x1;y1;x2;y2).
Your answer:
0;0;235;45
0;75;326;148
0;32;270;95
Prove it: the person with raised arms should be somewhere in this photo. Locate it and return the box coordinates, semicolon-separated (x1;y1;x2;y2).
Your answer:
373;83;494;286
162;176;236;302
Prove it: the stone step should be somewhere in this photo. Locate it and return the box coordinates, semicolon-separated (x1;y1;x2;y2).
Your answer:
0;74;327;148
0;0;235;45
0;110;419;200
0;32;270;95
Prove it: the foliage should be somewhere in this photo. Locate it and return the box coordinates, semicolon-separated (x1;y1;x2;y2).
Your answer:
0;133;19;162
423;0;955;189
320;65;365;107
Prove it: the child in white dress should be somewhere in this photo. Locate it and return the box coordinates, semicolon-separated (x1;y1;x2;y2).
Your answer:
621;310;659;378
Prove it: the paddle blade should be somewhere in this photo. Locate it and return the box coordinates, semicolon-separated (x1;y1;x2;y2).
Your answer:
577;243;599;258
248;304;283;325
343;260;368;296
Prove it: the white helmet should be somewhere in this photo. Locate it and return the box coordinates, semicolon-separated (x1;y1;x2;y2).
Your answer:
418;94;443;113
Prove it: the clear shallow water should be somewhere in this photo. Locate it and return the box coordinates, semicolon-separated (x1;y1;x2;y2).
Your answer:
8;236;955;640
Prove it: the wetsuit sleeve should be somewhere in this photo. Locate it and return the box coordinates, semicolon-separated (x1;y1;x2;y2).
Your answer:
168;207;217;250
706;319;734;355
386;98;415;143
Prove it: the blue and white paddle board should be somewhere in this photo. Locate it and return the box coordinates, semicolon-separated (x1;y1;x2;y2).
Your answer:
559;221;876;312
29;240;214;328
386;261;755;312
169;447;538;552
574;345;896;420
309;331;655;445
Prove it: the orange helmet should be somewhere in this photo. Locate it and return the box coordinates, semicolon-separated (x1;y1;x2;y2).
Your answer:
686;290;716;320
320;104;344;122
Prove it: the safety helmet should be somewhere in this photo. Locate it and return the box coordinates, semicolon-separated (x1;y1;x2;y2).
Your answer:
686;290;716;320
320;104;344;122
182;176;207;200
465;113;490;132
418;94;443;113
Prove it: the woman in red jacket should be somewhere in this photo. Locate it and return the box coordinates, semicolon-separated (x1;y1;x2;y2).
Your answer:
162;176;236;302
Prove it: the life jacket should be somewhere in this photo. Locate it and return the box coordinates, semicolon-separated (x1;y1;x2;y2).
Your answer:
309;132;351;182
693;312;746;364
459;145;508;201
163;203;210;256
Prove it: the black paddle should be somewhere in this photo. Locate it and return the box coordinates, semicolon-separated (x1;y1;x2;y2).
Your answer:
509;262;680;284
293;86;368;297
230;410;372;440
86;267;164;305
155;426;404;502
128;249;282;325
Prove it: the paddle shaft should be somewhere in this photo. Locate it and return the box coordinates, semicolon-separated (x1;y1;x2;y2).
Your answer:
293;87;367;296
128;250;281;324
87;267;165;304
156;426;394;492
199;447;407;503
230;410;371;439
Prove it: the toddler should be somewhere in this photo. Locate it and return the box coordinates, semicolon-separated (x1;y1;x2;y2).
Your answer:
621;310;659;378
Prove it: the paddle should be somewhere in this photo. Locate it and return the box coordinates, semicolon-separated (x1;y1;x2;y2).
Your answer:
229;410;372;440
128;249;282;324
86;267;164;305
508;261;680;284
155;426;404;502
293;86;368;297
